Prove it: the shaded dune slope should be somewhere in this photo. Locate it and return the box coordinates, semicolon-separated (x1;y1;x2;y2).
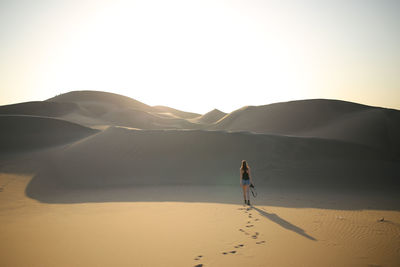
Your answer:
151;105;200;119
47;90;152;111
0;115;99;152
4;93;398;155
299;108;400;155
0;91;204;129
45;91;203;129
26;126;399;202
47;91;200;122
0;101;80;117
101;108;201;129
212;99;372;133
0;99;106;126
192;108;227;124
211;99;400;155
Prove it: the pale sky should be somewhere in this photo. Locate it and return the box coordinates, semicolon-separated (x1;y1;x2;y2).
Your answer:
0;0;399;113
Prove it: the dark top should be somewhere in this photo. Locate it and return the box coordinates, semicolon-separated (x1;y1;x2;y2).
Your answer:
242;170;249;180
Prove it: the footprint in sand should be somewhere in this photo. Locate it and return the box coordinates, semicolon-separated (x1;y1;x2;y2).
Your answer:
245;224;254;228
194;264;203;267
256;240;266;244
222;250;237;255
252;232;259;239
239;228;250;235
194;255;203;260
234;244;244;248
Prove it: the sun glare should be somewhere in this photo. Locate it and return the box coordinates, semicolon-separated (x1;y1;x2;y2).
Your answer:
0;0;399;112
31;0;316;112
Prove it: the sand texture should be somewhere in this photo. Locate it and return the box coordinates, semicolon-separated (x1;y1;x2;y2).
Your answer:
1;170;399;267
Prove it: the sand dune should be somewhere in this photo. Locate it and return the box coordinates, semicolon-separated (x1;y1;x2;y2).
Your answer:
1;93;399;197
298;108;400;155
42;91;204;129
0;101;80;117
211;99;400;155
47;91;202;128
0;91;204;129
47;90;153;112
191;108;227;124
0;115;98;152
101;108;201;129
25;126;399;203
212;99;373;133
2;93;399;156
152;105;201;119
0;99;108;126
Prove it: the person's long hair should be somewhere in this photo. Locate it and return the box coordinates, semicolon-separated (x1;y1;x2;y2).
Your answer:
240;160;249;172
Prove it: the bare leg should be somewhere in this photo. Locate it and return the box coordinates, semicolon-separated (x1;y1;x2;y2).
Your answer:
242;185;249;203
241;184;247;202
246;185;250;204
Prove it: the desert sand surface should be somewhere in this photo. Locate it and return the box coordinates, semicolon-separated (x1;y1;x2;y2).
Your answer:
1;91;400;267
1;167;400;267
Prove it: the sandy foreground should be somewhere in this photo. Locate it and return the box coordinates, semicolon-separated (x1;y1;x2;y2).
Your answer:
1;173;399;267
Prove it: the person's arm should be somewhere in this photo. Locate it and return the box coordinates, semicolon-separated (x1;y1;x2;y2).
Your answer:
239;169;242;185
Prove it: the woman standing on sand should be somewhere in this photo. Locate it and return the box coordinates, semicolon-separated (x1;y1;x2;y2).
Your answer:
240;160;253;205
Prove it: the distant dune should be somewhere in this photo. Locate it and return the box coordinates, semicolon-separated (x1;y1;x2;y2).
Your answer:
210;99;400;156
212;99;373;133
152;105;200;119
0;101;80;117
45;91;203;129
0;91;203;129
2;93;399;157
103;108;201;129
192;108;227;124
47;90;153;112
0;115;98;152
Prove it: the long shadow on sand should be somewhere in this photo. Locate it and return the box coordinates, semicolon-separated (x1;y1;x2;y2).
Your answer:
252;206;317;241
24;170;400;211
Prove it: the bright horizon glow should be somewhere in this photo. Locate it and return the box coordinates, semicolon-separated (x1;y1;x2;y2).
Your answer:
1;0;399;114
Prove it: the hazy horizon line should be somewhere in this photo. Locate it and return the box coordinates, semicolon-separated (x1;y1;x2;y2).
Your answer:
1;89;399;115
